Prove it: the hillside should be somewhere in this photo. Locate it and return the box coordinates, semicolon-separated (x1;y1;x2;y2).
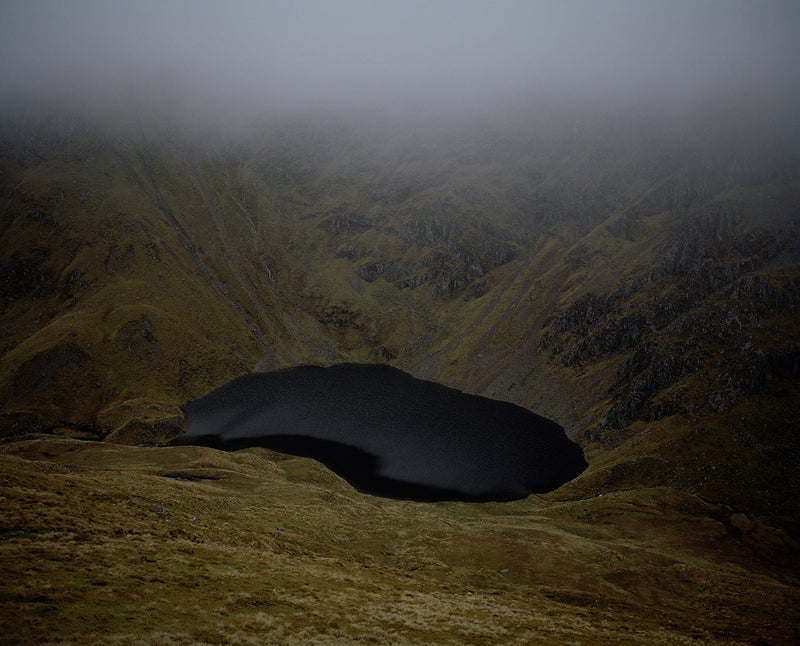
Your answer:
2;114;798;508
1;112;799;643
2;436;798;644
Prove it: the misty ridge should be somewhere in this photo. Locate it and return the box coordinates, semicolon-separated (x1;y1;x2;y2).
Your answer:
1;1;799;404
3;5;800;643
1;0;798;158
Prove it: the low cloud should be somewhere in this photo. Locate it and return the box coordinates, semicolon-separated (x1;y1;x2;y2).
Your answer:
1;0;797;127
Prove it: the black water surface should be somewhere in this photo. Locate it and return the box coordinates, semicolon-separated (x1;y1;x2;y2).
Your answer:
174;363;587;501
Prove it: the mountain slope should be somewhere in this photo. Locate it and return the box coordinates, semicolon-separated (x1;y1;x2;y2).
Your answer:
2;112;799;645
2;435;798;645
1;114;798;521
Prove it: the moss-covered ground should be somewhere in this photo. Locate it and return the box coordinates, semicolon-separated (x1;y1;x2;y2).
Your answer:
2;435;798;645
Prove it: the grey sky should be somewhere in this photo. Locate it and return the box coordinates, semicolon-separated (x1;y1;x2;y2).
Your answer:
1;0;797;122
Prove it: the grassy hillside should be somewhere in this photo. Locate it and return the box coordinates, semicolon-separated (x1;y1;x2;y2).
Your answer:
6;116;797;503
1;436;798;644
1;113;798;643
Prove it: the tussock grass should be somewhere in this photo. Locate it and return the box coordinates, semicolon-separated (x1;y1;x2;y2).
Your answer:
1;437;798;645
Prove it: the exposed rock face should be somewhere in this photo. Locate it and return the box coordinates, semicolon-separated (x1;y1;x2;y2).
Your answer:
537;198;800;439
317;303;363;330
319;211;373;236
356;258;400;283
345;216;519;298
601;345;690;429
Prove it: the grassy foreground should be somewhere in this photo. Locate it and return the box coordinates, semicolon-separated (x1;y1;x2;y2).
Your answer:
1;436;797;645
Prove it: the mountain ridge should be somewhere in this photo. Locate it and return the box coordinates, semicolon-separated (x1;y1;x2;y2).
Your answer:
1;113;798;521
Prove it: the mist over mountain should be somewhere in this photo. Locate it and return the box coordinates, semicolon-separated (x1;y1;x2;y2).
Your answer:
2;0;798;126
2;2;800;643
3;0;799;514
2;88;798;505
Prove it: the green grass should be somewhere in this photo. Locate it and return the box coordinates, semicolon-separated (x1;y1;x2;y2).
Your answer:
1;436;797;645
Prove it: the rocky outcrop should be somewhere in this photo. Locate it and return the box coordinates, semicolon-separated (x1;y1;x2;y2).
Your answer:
649;208;797;296
600;344;693;429
540;292;645;367
318;302;364;331
356;258;402;283
347;215;518;298
730;345;800;398
537;190;800;434
319;211;373;236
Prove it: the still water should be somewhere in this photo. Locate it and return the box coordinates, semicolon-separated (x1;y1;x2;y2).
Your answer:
175;363;587;501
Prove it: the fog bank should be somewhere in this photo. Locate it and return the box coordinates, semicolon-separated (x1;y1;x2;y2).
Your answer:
2;0;798;127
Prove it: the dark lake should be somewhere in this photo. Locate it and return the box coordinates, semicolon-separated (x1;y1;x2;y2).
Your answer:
175;363;587;502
